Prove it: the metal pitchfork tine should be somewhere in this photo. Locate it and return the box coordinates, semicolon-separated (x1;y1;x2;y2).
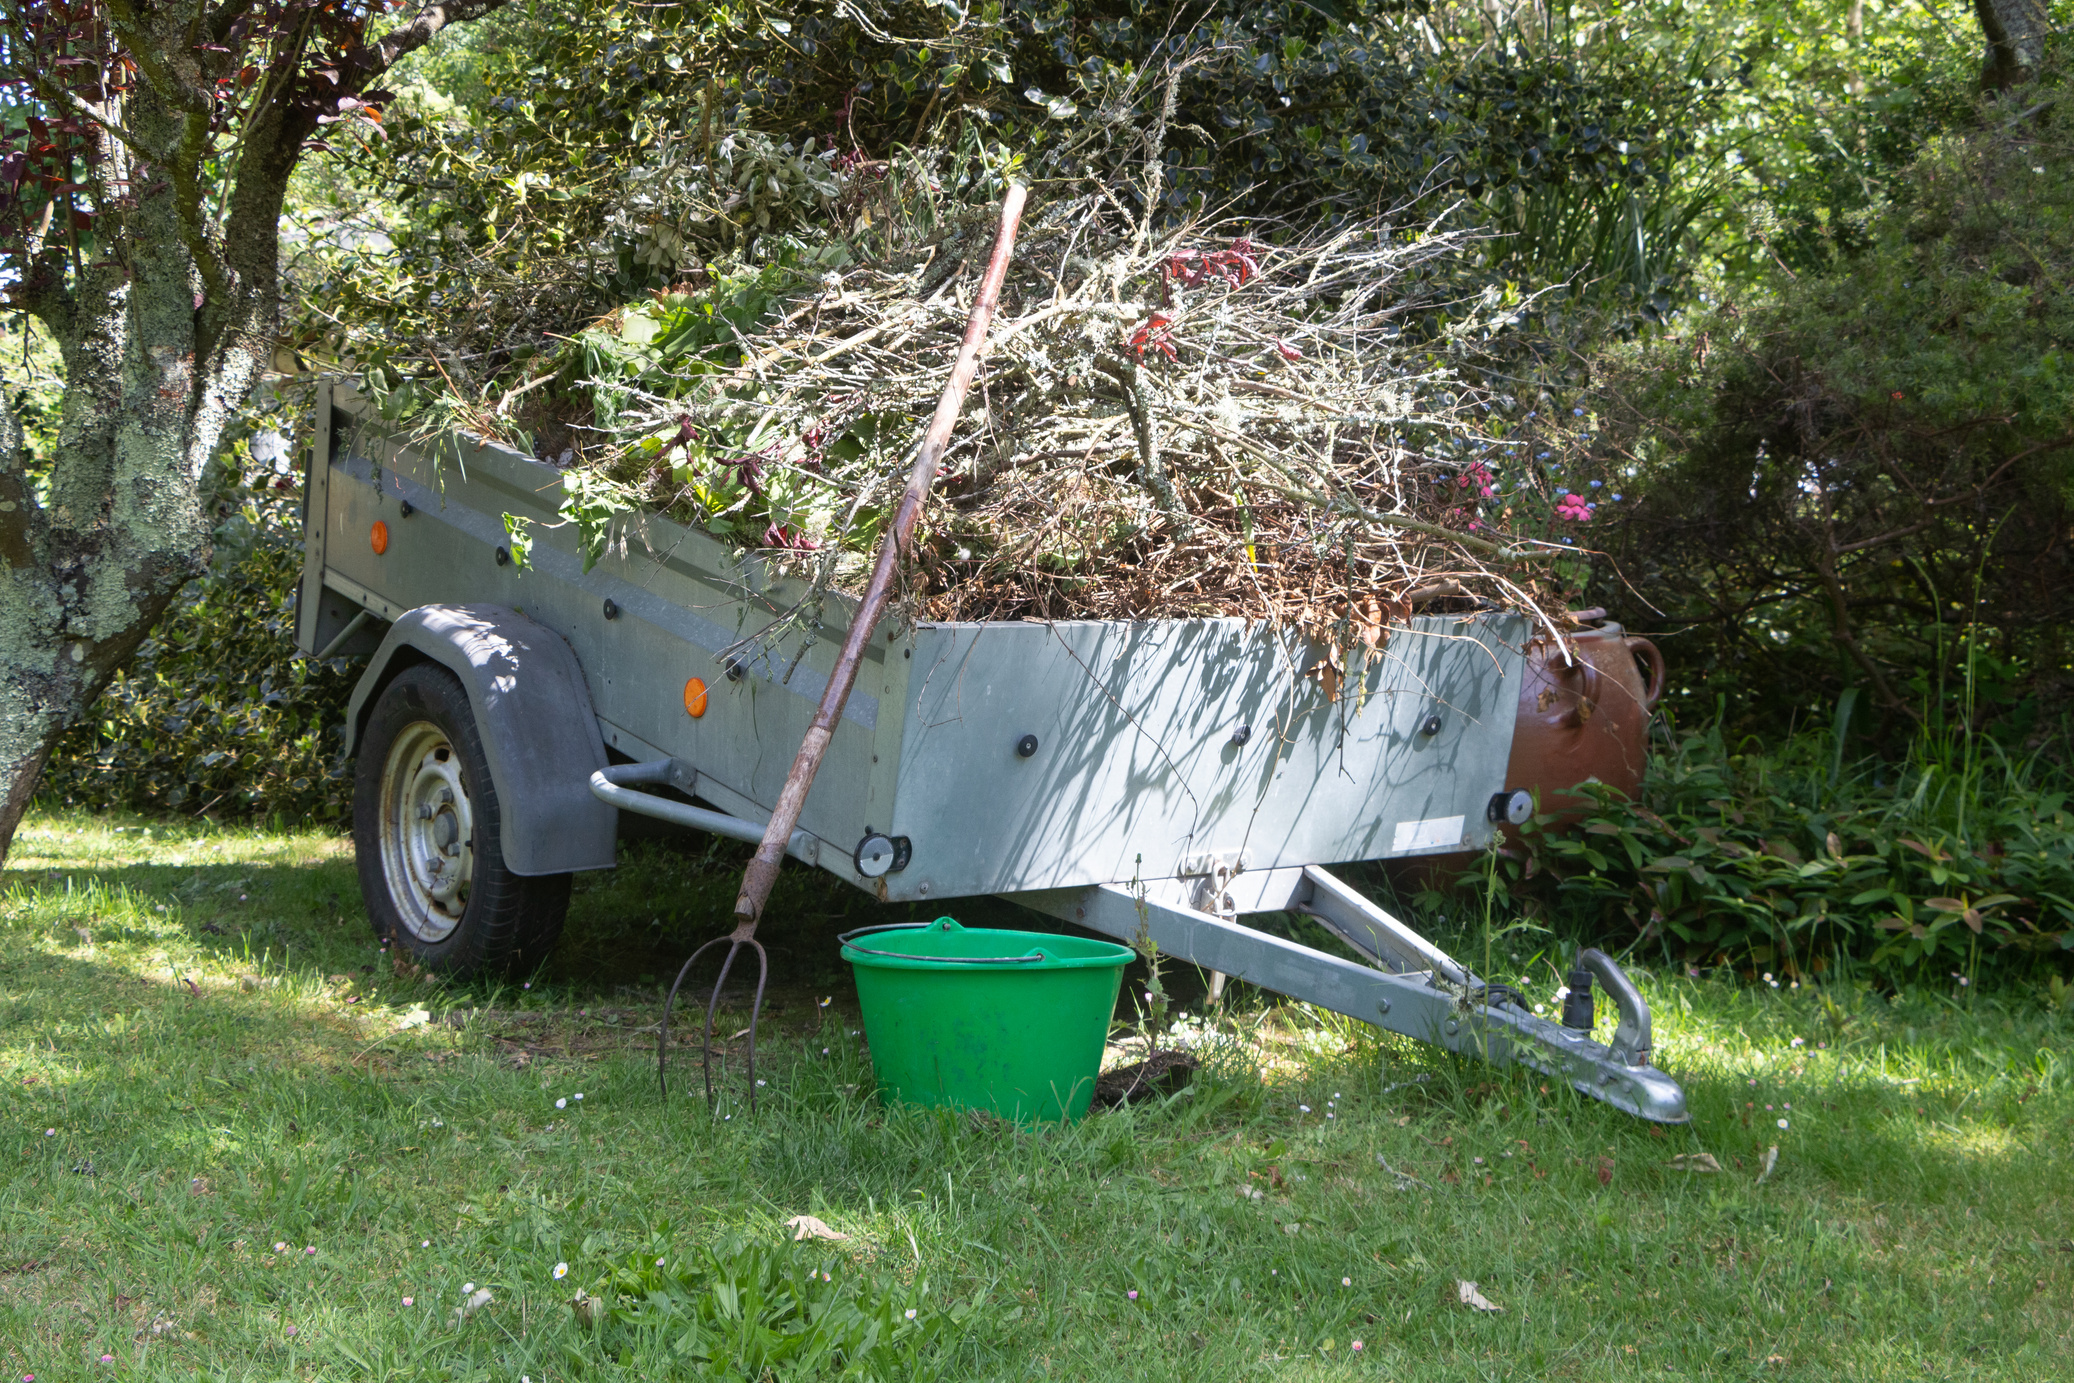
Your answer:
656;182;1028;1117
658;922;769;1110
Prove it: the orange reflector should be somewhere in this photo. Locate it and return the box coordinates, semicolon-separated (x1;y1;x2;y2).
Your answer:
370;520;389;555
683;677;708;718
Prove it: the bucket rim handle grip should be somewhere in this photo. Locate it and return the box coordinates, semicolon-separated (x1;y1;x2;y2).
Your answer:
837;921;1049;965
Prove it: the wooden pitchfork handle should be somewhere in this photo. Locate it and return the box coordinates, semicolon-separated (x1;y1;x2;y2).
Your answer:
731;183;1030;928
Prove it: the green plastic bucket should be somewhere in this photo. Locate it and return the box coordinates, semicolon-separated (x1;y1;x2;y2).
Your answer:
841;918;1133;1122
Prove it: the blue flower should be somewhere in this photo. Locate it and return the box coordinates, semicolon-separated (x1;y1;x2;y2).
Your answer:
1588;480;1602;488
1611;493;1623;501
1573;408;1585;416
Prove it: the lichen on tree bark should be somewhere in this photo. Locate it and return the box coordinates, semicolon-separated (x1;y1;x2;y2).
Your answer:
0;1;513;863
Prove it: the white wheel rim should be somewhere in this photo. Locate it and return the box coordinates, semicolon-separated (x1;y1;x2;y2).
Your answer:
377;720;475;943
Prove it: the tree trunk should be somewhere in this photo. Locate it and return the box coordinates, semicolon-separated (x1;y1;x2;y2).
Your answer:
0;2;511;865
1;78;231;864
1974;0;2052;88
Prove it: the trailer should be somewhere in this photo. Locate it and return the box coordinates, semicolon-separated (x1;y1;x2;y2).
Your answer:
296;379;1688;1123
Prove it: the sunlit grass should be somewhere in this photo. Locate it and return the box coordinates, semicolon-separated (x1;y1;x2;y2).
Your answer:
2;809;2071;1380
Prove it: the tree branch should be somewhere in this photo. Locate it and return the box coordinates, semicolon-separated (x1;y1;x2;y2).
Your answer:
100;0;215;116
0;364;45;574
170;107;234;310
341;1;517;93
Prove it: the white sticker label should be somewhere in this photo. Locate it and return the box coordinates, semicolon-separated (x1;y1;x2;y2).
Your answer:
1392;815;1466;853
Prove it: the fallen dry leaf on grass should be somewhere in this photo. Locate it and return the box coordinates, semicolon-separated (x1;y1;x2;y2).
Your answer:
1596;1155;1615;1185
785;1214;848;1242
1666;1153;1724;1173
1756;1145;1780;1184
1454;1280;1504;1312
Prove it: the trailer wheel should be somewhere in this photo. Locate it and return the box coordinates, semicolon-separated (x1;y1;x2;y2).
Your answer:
353;663;570;977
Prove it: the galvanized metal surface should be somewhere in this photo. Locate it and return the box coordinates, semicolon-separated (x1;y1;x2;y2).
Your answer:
881;615;1521;898
293;393;334;654
313;383;1529;900
590;760;819;864
1018;871;1690;1123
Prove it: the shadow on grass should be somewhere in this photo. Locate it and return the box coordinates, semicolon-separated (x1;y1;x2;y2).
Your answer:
5;812;2074;1379
9;815;2073;1228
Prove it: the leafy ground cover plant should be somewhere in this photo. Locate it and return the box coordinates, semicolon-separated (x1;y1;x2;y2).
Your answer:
1;812;2070;1380
588;1232;977;1379
1450;719;2074;984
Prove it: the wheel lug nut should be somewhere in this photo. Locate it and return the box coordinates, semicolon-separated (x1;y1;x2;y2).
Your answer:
417;804;434;820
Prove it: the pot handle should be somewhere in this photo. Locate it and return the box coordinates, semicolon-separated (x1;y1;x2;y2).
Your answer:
1556;652;1602;728
1627;636;1666;713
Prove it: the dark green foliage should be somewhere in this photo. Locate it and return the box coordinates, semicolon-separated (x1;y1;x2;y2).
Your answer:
1734;28;1981;278
1462;724;2074;983
1595;72;2074;744
315;2;1717;391
35;451;357;823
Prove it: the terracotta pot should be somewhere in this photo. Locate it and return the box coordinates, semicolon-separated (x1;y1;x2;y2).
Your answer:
1387;617;1663;890
1506;619;1664;832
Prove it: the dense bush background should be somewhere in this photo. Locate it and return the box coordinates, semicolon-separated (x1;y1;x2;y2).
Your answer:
17;0;2073;984
31;414;360;826
1591;66;2074;754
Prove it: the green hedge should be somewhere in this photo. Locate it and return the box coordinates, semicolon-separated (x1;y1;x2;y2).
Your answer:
36;454;359;824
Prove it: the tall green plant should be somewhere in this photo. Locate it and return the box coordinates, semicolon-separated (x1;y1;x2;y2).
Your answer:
1461;722;2074;983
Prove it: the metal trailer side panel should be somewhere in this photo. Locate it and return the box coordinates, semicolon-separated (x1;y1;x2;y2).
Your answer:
318;391;898;867
293;380;334;654
313;386;1525;900
874;614;1524;900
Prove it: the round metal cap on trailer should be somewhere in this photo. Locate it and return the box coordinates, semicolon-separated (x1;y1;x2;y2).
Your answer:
854;833;899;877
1489;789;1534;826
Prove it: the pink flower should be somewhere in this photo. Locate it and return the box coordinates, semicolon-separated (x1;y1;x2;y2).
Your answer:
402;1296;414;1307
1352;1340;1364;1352
1127;1289;1139;1300
1554;493;1593;522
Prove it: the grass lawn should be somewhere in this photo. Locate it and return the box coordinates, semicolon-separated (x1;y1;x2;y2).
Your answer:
2;810;2070;1380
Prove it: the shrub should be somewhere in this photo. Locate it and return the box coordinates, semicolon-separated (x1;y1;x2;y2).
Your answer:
587;1232;980;1379
1594;69;2074;743
1469;722;2074;982
35;430;358;823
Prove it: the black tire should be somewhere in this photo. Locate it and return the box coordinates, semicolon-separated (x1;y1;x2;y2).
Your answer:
352;663;570;977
